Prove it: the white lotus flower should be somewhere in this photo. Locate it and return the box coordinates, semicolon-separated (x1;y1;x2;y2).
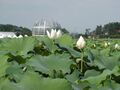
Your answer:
76;36;86;49
47;29;56;39
115;44;119;49
46;29;62;39
0;35;4;38
7;35;12;38
18;35;23;38
13;35;17;38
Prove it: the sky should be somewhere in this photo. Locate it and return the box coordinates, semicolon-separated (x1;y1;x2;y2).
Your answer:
0;0;120;33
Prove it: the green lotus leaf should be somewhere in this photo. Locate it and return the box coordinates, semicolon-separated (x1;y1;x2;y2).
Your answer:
82;66;119;85
56;34;74;47
0;55;9;77
18;71;73;90
65;70;80;83
26;54;73;75
0;78;19;90
0;37;37;55
35;36;58;53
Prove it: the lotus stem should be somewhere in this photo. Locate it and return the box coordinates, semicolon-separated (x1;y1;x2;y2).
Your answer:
80;50;84;73
81;60;83;73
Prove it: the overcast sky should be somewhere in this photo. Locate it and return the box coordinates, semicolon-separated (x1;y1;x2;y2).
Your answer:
0;0;120;33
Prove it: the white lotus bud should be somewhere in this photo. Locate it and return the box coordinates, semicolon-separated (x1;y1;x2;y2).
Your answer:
115;44;119;49
76;36;86;49
25;35;28;37
104;42;108;47
56;30;62;38
108;42;110;45
93;44;96;48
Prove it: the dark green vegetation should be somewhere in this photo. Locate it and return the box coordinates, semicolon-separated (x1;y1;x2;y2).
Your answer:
0;35;120;90
0;24;69;36
0;24;32;36
92;22;120;38
71;22;120;38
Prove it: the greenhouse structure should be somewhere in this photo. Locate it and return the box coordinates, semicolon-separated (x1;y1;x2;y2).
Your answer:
32;20;61;36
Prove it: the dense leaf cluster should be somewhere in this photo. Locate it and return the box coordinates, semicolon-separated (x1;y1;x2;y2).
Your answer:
0;35;120;90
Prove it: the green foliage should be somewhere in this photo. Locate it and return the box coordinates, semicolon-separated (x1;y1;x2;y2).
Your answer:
61;28;69;34
92;22;120;38
103;22;120;35
0;37;37;55
0;24;32;36
26;54;73;75
0;35;120;90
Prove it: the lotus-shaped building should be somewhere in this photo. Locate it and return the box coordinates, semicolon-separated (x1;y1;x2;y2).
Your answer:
32;20;61;36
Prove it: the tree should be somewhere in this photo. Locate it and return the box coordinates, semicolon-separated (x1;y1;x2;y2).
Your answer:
90;22;120;38
103;22;120;35
0;24;32;36
85;28;90;38
61;28;69;34
95;25;102;35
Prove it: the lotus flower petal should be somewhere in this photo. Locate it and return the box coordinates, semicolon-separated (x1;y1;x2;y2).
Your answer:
46;29;62;39
50;29;57;39
56;30;62;38
46;30;51;38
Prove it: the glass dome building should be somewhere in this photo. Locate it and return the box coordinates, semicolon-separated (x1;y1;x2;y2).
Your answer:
32;20;61;36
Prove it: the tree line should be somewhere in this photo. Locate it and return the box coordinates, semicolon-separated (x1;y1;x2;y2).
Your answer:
1;22;120;38
0;24;69;36
0;24;32;36
91;22;120;38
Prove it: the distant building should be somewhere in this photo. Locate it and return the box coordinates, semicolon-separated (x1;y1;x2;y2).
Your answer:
32;20;61;36
0;32;16;38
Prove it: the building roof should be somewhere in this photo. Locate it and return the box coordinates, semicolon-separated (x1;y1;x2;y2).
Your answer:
32;20;61;29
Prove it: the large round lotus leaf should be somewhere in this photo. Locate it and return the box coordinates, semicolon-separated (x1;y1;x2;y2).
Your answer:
56;34;74;47
0;37;37;55
0;55;9;77
35;36;58;53
18;72;73;90
26;54;73;75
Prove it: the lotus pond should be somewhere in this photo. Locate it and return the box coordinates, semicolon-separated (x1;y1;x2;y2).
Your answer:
0;35;120;90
